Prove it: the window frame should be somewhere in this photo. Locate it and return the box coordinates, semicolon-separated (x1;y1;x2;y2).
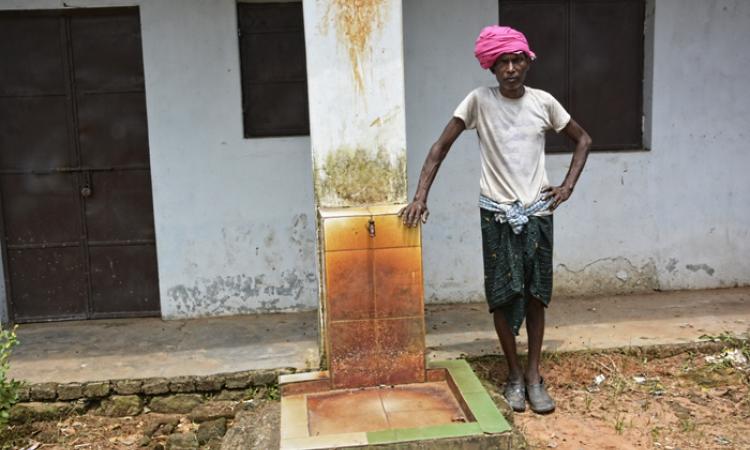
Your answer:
237;1;310;139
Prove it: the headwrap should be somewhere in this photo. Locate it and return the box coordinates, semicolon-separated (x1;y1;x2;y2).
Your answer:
474;25;536;70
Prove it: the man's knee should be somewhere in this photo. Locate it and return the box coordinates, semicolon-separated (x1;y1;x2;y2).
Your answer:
526;296;546;313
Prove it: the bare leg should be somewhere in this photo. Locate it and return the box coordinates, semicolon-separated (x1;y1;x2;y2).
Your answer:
492;310;523;382
525;296;545;384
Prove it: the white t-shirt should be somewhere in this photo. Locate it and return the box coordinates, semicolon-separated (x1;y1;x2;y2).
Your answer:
453;86;570;210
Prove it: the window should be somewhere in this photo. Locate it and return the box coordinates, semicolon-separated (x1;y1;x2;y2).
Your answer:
237;2;309;137
499;0;645;151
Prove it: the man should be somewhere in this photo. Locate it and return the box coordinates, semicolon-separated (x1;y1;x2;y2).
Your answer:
400;25;591;414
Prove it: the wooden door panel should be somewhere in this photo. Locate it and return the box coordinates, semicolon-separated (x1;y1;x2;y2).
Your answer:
89;245;159;317
0;15;67;96
8;248;87;321
85;171;156;242
77;93;150;167
0;173;82;246
70;12;145;93
0;97;72;170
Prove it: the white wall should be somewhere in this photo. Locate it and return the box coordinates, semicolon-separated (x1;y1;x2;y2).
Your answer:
0;0;319;319
404;0;750;302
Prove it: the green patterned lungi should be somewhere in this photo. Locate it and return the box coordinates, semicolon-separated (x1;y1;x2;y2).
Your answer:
480;208;554;336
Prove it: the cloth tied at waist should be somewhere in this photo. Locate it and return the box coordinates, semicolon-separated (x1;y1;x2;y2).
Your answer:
478;194;552;234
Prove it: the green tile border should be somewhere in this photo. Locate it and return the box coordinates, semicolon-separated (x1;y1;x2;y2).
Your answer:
429;360;511;434
366;360;510;445
368;423;482;445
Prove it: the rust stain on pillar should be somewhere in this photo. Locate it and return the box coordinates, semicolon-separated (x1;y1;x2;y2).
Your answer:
323;0;387;92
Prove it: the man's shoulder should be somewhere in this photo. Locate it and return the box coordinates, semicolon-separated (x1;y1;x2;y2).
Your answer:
524;86;559;103
466;85;496;99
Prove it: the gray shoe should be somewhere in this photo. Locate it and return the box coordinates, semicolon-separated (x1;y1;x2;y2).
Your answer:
526;377;555;414
503;380;526;412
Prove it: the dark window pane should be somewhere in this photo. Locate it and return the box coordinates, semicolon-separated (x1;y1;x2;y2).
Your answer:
244;81;309;136
238;2;304;31
238;2;309;137
240;31;307;83
571;0;643;149
499;0;644;151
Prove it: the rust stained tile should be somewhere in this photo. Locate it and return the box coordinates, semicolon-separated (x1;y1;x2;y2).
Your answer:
335;352;422;388
379;382;464;414
374;318;426;385
329;320;377;362
323;216;372;251
373;247;423;319
372;214;421;249
281;379;332;397
325;250;373;321
308;389;389;435
376;317;425;353
374;352;425;386
330;368;380;389
308;388;385;417
386;409;465;430
328;320;378;388
426;368;448;382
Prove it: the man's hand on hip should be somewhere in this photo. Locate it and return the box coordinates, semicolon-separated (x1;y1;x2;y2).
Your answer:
542;185;572;211
399;201;429;227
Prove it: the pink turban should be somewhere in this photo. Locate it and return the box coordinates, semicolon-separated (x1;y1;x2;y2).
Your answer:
474;25;536;70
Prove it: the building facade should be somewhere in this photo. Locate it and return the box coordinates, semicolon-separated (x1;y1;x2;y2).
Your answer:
1;0;748;324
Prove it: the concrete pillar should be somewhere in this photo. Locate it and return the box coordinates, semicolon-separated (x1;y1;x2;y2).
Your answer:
302;0;407;208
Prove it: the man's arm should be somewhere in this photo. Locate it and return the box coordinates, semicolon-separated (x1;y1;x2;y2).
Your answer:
543;118;592;210
399;117;466;227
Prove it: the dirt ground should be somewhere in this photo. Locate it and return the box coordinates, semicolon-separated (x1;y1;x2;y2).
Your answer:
471;335;750;450
3;413;201;449
0;396;278;450
3;338;749;450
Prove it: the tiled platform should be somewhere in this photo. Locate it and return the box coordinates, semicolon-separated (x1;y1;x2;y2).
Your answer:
279;360;510;449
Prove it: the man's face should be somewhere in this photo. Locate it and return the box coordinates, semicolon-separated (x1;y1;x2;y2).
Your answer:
492;52;530;91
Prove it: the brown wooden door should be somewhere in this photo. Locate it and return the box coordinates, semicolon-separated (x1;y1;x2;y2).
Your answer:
0;8;160;322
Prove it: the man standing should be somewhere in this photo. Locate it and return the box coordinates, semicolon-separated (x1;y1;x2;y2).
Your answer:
400;25;591;413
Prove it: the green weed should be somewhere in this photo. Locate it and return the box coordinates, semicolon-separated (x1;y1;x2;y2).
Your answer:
0;325;22;427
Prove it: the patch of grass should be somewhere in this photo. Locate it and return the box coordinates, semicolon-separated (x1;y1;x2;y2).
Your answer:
614;413;625;434
583;394;592;413
681;351;697;372
266;384;280;401
243;384;281;401
0;325;22;427
679;417;696;433
650;426;662;442
543;350;563;365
